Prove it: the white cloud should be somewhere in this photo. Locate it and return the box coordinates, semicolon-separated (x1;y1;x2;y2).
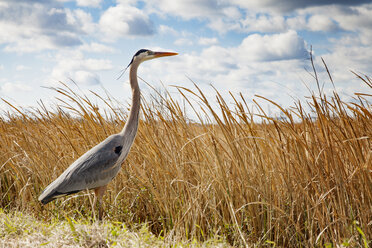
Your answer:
83;58;113;71
145;0;224;20
333;5;372;31
65;8;97;34
57;0;102;7
238;3;370;34
317;44;372;81
237;30;308;62
326;5;372;45
144;0;371;36
50;52;113;85
0;1;84;52
222;5;242;19
240;14;287;33
198;37;218;46
158;25;178;36
174;38;193;46
76;0;102;8
285;4;372;36
206;18;240;34
286;15;308;30
231;0;371;13
144;0;241;34
99;3;154;41
0;82;32;93
307;15;338;31
16;65;30;71
285;4;372;46
79;42;116;53
74;70;100;85
1;30;54;53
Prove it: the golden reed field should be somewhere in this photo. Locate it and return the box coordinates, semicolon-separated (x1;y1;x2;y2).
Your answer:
0;63;371;247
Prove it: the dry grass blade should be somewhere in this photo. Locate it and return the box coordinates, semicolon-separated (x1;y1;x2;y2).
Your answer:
0;59;371;247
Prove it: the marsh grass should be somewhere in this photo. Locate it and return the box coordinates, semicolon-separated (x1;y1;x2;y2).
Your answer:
0;61;371;247
1;210;228;247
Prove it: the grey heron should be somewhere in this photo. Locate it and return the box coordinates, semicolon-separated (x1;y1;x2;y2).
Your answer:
38;49;178;219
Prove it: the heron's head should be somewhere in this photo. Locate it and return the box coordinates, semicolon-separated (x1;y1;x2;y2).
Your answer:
128;49;178;67
117;49;177;79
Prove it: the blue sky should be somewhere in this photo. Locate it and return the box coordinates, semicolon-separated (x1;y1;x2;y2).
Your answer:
0;0;371;117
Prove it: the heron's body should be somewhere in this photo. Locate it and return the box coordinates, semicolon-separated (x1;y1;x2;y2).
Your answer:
38;49;177;218
39;133;128;204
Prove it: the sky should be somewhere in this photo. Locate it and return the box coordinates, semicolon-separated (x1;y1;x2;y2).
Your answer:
0;0;371;118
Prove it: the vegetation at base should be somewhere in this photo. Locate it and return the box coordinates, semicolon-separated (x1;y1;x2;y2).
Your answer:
0;59;371;247
0;210;229;247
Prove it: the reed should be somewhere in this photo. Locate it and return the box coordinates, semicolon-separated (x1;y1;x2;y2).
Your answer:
0;61;371;247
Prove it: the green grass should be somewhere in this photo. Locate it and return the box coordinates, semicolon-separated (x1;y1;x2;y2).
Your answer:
0;210;229;247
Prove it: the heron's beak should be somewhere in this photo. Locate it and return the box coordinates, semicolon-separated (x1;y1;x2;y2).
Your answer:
153;52;178;58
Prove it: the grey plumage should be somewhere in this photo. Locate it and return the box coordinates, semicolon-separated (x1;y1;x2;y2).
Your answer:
39;134;125;204
38;49;178;218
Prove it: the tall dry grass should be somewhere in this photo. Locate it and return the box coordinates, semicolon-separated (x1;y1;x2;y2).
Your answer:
0;61;371;247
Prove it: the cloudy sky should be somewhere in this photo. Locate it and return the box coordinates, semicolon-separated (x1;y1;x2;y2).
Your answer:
0;0;371;117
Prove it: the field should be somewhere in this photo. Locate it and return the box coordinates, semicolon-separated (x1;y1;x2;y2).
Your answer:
0;62;371;247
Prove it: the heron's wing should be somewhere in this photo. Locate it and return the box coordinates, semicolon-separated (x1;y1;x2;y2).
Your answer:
60;134;124;191
39;134;124;202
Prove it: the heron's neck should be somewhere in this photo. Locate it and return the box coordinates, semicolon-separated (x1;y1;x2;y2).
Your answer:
120;63;141;136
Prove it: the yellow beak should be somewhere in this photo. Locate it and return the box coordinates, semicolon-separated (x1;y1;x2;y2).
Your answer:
153;52;178;58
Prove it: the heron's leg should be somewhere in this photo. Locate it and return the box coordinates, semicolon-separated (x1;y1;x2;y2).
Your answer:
92;192;97;220
94;185;107;220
